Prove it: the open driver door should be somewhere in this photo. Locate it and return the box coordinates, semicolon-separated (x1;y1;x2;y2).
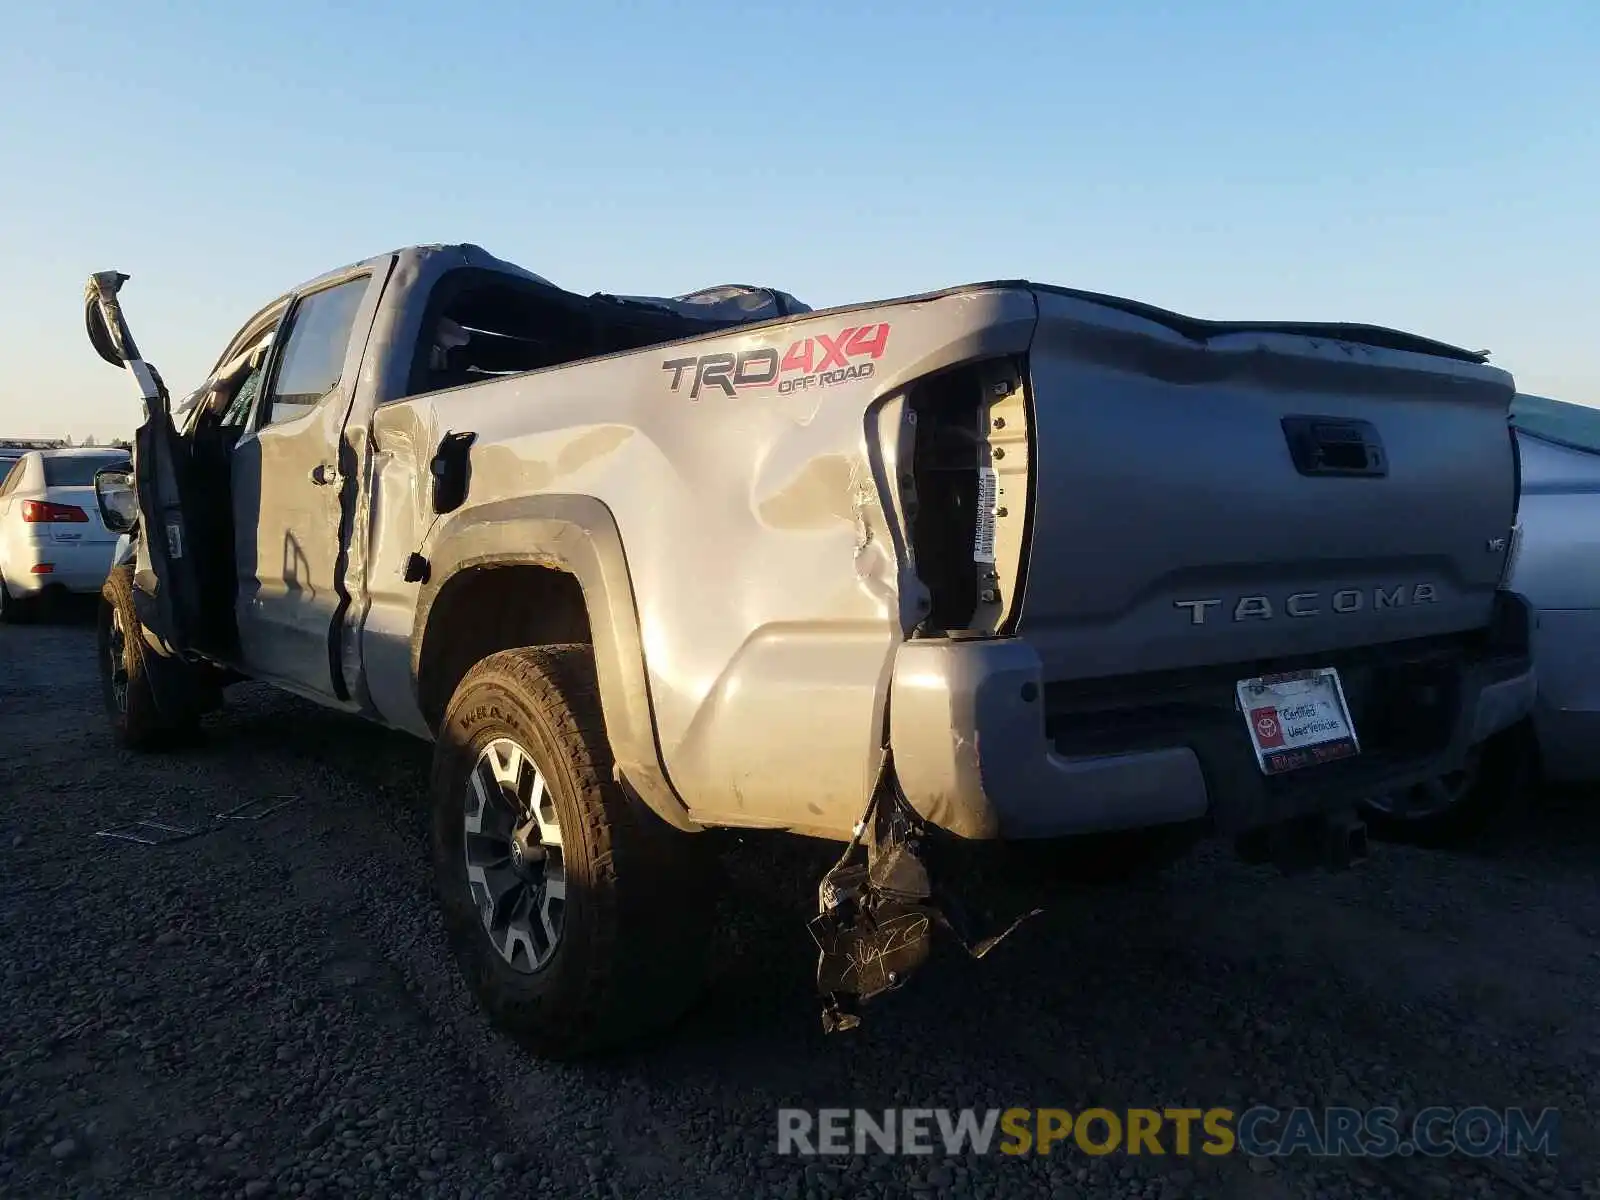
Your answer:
83;271;209;655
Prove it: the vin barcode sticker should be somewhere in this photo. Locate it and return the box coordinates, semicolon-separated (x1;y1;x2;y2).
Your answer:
973;467;998;563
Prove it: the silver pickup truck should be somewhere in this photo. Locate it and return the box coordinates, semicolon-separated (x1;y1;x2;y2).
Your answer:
83;244;1535;1057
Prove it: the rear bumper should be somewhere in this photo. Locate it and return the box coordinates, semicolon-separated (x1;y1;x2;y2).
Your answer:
4;539;118;595
890;594;1536;840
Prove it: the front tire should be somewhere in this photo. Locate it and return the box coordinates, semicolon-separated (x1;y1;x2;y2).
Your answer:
98;567;197;750
431;645;714;1059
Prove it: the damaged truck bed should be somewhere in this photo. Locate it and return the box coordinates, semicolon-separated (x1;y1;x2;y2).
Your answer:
83;243;1534;1055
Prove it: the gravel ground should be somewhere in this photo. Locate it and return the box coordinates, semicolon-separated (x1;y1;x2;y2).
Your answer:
1;610;1597;1200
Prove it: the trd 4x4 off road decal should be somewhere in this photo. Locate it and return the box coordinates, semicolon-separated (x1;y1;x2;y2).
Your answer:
662;322;891;400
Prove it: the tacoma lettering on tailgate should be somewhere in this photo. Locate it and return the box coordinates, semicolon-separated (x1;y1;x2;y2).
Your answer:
662;323;890;400
1174;584;1439;625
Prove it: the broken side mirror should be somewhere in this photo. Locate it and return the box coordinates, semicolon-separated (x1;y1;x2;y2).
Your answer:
95;466;139;534
85;271;134;367
84;270;170;420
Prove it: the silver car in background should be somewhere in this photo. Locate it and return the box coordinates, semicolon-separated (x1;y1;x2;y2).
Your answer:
1365;392;1600;842
0;448;131;621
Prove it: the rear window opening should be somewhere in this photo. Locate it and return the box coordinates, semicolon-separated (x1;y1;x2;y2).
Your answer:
405;271;731;400
42;454;130;487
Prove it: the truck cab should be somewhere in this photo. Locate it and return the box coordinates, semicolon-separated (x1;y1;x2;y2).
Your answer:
87;247;796;709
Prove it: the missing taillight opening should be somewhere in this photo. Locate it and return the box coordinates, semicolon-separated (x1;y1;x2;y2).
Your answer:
906;357;1030;636
909;367;983;631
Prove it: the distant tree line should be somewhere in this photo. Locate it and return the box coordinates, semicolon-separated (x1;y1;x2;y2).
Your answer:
0;436;133;450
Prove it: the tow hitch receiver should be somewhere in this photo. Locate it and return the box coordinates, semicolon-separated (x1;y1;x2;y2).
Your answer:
809;760;1041;1033
1235;807;1369;874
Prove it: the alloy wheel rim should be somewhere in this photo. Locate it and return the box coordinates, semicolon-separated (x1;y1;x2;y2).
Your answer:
462;737;566;973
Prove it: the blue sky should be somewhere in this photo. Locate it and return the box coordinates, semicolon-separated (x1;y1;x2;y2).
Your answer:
0;1;1595;439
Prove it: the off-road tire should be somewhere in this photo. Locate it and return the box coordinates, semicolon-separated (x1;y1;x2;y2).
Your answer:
1360;724;1535;848
98;566;198;750
431;644;715;1059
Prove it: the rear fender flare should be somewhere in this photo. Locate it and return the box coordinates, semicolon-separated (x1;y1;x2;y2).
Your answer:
410;493;695;832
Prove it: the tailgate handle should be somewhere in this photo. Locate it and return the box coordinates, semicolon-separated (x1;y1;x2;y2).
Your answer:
1281;416;1387;478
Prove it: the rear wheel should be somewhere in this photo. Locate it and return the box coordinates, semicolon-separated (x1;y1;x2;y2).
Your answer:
431;645;715;1059
1360;725;1534;847
98;566;198;750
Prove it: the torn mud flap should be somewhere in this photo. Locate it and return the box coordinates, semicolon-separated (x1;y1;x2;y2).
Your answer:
808;759;1042;1033
127;612;210;721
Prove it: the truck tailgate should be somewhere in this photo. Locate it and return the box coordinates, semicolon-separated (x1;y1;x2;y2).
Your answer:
1017;288;1518;682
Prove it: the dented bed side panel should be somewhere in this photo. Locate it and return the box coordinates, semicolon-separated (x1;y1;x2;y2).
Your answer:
367;288;1036;837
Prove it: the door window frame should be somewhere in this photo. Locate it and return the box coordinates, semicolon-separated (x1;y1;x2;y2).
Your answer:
181;302;290;436
209;298;291;378
252;272;374;432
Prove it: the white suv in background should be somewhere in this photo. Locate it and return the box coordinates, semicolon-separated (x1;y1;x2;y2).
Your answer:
0;448;130;621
